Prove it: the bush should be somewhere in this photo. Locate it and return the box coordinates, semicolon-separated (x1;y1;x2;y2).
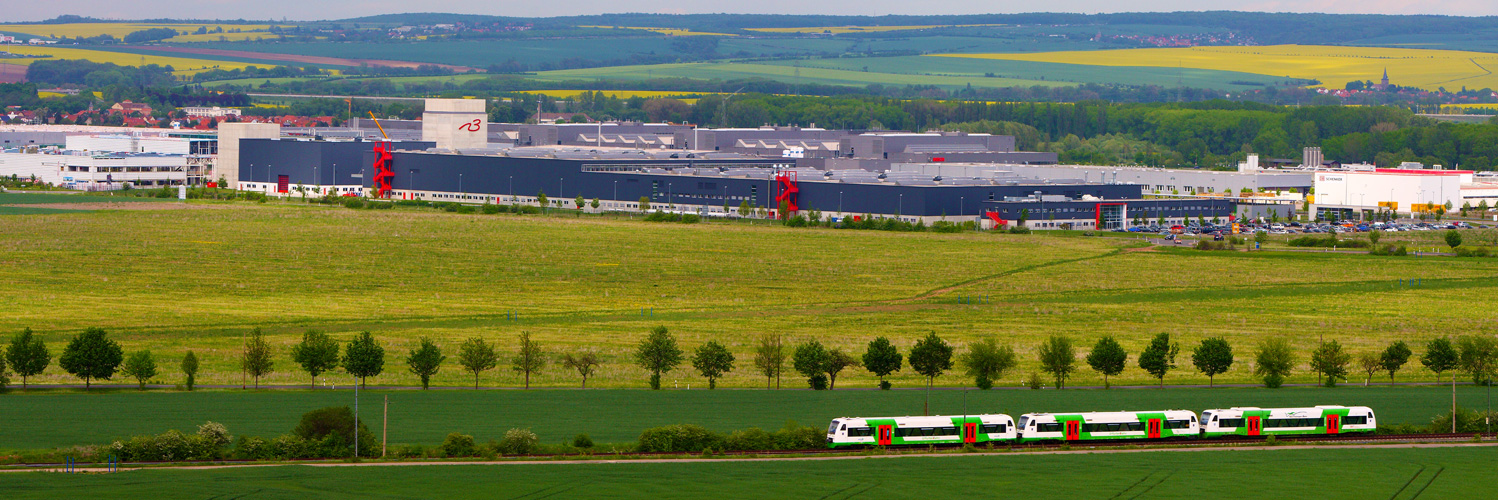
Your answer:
770;421;823;450
438;432;477;457
1428;407;1498;433
481;203;502;215
111;423;232;462
571;433;594;449
806;373;829;390
1193;240;1235;251
1027;372;1043;389
368;201;394;210
1369;244;1409;256
497;428;539;455
1289;236;1367;248
291;406;379;457
723;427;774;452
455;205;476;214
1007;227;1032;234
637;424;723;453
1455;247;1493;258
1263;374;1284;388
341;198;365;209
394;444;428;458
681;213;701;224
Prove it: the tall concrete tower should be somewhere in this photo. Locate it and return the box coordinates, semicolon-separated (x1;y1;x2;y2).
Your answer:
422;99;487;150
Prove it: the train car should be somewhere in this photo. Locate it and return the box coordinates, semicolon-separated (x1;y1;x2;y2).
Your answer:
1017;410;1198;442
1199;406;1375;438
826;414;1016;449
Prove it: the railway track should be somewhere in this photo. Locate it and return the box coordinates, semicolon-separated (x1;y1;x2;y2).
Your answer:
7;433;1490;470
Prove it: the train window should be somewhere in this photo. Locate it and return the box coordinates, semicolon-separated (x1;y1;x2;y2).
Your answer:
940;427;958;436
1037;423;1061;433
1105;423;1122;432
1219;418;1243;428
828;422;840;434
1344;416;1367;425
1126;422;1143;432
980;424;1006;434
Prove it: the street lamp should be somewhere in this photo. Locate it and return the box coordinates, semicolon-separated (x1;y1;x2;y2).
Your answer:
508;176;513;202
838;191;843;215
613;180;619;204
459;173;464;199
898;193;903;219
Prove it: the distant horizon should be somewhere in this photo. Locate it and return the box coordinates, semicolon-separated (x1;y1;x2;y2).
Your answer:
6;1;1498;24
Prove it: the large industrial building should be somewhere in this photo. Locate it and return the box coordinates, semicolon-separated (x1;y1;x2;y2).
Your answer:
216;99;1234;228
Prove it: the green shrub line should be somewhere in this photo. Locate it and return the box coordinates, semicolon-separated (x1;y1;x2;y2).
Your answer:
11;405;1493;467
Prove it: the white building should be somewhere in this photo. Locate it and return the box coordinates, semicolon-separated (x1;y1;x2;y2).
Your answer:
1310;169;1469;218
181;106;242;118
0;150;188;189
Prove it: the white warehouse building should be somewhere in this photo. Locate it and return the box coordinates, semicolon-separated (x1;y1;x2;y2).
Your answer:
1310;169;1469;219
0;149;188;189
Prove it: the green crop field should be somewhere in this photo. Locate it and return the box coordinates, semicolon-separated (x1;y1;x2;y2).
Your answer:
2;446;1494;499
3;202;1498;390
534;62;1070;90
757;56;1313;90
0;385;1489;451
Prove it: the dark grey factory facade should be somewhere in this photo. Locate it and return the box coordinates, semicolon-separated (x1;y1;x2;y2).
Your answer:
237;138;1232;227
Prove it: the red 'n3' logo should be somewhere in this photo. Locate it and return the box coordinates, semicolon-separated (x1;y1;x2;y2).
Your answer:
458;119;481;132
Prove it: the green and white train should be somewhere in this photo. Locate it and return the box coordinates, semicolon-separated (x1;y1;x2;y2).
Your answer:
826;405;1376;448
825;414;1017;448
1199;406;1375;437
1016;410;1199;442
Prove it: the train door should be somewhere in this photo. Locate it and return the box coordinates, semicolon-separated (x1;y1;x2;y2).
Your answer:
877;425;893;446
1147;419;1162;439
964;423;978;444
1065;420;1080;441
1246;416;1261;436
1326;414;1340;434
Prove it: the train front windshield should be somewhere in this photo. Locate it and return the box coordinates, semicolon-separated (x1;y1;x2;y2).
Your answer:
827;421;840;434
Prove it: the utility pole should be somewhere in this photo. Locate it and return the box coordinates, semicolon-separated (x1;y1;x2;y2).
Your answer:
354;378;360;458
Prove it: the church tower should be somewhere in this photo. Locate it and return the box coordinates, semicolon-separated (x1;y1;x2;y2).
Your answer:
1380;68;1390;90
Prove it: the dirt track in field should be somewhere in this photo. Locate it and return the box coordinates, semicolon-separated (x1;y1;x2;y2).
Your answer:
8;442;1494;473
118;45;483;72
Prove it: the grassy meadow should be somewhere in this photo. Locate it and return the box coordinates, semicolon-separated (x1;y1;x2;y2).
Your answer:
1;385;1489;451
2;446;1494;499
937;44;1498;92
2;200;1497;390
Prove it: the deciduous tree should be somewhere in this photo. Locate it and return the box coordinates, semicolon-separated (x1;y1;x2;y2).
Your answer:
6;327;50;388
862;336;902;390
909;332;954;415
1423;336;1460;432
1138;333;1179;388
343;331;385;387
406;337;446;390
291;330;340;389
792;340;831;390
457;337;498;389
512;331;544;389
1085;336;1127;389
181;351;199;391
1381;341;1412;382
242;328;273;389
560;351;600;388
121;350;157;389
1309;340;1350;387
635;326;683;390
1037;335;1076;389
59;327;123;389
753;333;786;389
1191;337;1234;387
691;341;735;389
1253;338;1295;388
961;337;1017;390
823;349;861;390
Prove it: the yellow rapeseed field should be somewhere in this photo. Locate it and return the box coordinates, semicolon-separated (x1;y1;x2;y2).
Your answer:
0;46;259;76
748;24;1002;34
0;23;279;40
578;26;736;37
934;44;1498;92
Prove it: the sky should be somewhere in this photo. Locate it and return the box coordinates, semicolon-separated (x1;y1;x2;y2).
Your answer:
9;0;1498;22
